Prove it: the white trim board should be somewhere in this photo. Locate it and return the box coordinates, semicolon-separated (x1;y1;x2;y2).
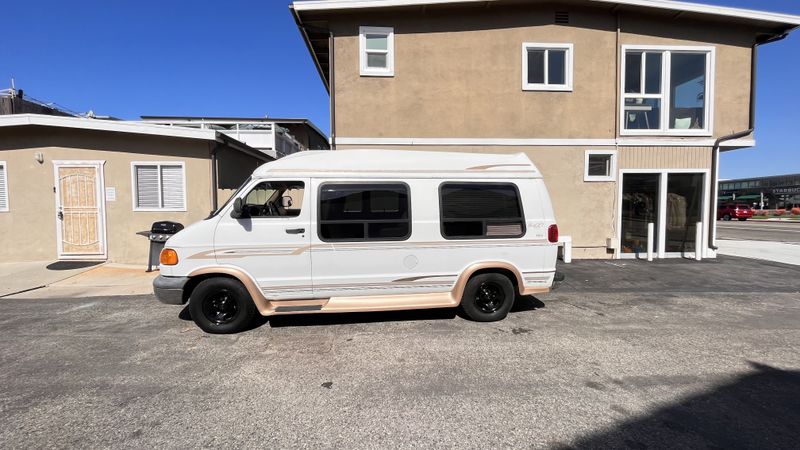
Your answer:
292;0;800;27
0;114;217;141
334;137;755;148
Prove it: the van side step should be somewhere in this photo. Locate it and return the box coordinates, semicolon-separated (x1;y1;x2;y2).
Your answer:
273;304;324;312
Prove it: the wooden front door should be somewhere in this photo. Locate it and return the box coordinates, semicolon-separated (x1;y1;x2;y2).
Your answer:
55;162;106;259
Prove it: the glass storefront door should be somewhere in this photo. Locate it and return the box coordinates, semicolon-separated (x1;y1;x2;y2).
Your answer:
665;173;704;254
620;171;706;258
621;174;660;257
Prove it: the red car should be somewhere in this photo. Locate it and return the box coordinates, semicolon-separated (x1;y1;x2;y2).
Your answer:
718;203;753;221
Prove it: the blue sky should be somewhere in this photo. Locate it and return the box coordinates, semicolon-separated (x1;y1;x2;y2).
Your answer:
1;0;797;179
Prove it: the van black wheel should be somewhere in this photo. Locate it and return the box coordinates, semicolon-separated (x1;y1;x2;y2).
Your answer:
738;218;747;221
188;278;256;334
459;273;515;322
723;214;731;221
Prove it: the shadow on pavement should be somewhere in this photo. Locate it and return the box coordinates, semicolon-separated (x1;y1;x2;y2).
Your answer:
177;295;545;329
558;362;800;449
267;307;458;328
511;295;545;312
267;295;545;328
45;261;102;271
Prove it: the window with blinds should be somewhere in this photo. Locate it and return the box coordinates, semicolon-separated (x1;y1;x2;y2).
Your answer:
0;162;8;212
439;182;526;239
132;163;185;210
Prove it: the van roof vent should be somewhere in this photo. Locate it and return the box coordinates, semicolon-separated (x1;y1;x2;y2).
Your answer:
555;11;570;24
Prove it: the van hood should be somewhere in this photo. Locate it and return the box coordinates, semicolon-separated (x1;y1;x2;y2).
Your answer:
165;216;217;249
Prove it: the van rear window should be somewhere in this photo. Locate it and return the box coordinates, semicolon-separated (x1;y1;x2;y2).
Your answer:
319;183;410;241
439;182;525;239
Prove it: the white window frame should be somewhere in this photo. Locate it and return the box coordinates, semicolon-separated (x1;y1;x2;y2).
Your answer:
0;161;8;212
584;150;617;182
359;26;394;77
521;43;574;92
620;45;715;137
130;161;187;212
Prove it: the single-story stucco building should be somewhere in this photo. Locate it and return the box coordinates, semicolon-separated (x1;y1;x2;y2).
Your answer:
0;114;271;264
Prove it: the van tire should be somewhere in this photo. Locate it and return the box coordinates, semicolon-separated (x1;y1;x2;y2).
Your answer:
459;273;515;322
723;214;731;221
188;278;256;334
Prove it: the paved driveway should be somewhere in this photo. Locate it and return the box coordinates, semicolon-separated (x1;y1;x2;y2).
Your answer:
0;257;798;449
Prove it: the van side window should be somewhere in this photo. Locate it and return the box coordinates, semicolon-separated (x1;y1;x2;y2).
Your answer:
439;183;525;239
241;181;304;218
319;183;410;241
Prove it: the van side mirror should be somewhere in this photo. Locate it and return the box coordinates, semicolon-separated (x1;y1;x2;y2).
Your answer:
231;197;244;219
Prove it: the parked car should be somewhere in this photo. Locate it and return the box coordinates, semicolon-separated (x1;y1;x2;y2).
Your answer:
718;203;753;221
153;150;561;333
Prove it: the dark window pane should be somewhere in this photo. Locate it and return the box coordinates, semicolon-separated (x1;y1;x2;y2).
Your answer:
624;97;661;130
443;221;483;237
644;52;662;94
441;184;521;219
368;222;409;239
527;49;545;84
588;154;611;177
440;183;524;239
548;49;566;85
370;190;400;213
625;51;642;94
319;183;410;241
320;223;364;240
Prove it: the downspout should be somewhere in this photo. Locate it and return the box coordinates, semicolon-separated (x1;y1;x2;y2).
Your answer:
614;11;621;138
329;31;336;150
210;142;224;212
612;10;621;256
708;30;793;252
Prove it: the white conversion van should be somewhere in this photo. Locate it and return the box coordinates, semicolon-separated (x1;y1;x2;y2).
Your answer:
153;150;561;333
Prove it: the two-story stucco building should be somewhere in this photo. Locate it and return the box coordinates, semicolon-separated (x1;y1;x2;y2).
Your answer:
290;0;799;259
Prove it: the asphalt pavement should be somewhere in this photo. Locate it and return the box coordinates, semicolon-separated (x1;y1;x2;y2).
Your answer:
1;257;799;449
717;220;800;243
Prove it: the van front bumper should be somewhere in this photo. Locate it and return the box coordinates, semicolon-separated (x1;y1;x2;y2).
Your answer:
153;275;189;305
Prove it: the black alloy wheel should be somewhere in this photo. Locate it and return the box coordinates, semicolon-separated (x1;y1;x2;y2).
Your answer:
201;290;240;324
459;273;516;322
475;281;506;313
189;278;257;334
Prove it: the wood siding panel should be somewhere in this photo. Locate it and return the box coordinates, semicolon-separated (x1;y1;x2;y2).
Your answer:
619;147;711;170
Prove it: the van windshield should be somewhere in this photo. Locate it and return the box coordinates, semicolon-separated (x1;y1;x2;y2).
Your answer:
206;177;251;219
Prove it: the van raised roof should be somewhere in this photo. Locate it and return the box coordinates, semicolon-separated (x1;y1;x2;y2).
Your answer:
253;149;542;179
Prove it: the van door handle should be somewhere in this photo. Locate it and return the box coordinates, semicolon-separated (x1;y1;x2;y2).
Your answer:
285;228;305;234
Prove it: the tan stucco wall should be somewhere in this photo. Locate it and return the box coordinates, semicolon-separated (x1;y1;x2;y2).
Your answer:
336;144;712;258
0;127;215;264
329;3;755;140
